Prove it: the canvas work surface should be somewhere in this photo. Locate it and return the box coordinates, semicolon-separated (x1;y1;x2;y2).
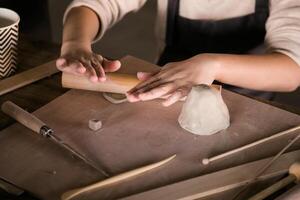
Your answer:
0;56;300;200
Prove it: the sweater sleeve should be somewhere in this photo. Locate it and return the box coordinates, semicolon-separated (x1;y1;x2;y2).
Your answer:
265;0;300;66
63;0;147;42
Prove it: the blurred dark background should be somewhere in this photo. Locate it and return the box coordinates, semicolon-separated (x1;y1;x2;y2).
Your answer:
0;0;52;41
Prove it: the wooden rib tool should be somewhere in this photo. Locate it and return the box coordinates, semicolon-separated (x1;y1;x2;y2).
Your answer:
1;101;109;177
249;162;300;200
202;125;300;165
61;155;176;200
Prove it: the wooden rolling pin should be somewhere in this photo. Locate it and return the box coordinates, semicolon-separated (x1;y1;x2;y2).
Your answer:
62;72;140;94
249;162;300;200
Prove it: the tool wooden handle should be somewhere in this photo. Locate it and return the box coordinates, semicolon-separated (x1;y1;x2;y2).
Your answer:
1;101;45;134
61;155;176;200
62;72;140;94
249;162;300;200
248;174;296;200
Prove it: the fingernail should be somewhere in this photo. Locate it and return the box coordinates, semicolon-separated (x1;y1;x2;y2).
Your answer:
90;76;98;82
78;67;86;73
56;58;66;67
99;77;106;82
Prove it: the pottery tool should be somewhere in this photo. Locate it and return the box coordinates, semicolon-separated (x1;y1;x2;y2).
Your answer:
202;125;300;165
61;154;176;200
231;127;300;200
248;162;300;200
1;101;109;177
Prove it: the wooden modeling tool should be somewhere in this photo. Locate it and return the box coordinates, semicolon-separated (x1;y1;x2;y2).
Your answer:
61;154;176;200
202;125;300;165
232;127;300;200
62;72;140;94
248;162;300;200
1;101;109;177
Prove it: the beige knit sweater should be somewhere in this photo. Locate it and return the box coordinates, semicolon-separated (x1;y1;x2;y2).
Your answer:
64;0;300;66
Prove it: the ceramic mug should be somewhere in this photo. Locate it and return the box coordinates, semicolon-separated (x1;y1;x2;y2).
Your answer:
0;8;19;78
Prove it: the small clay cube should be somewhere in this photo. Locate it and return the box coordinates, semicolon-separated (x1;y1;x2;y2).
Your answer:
88;119;102;131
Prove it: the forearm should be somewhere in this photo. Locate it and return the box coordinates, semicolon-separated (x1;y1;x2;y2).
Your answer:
210;53;300;92
62;6;100;53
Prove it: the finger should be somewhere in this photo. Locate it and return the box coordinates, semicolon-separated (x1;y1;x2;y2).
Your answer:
126;92;141;102
160;93;172;99
56;58;86;74
133;75;183;95
133;78;165;95
102;58;121;72
130;70;160;90
130;68;174;93
70;60;86;74
138;83;177;101
128;72;162;94
137;72;153;81
162;88;189;107
56;57;67;70
91;57;106;82
126;91;172;102
82;60;98;82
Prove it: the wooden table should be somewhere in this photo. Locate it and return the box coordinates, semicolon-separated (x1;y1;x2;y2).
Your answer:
0;40;298;200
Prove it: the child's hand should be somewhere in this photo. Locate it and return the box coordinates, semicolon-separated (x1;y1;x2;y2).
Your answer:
127;54;219;106
56;41;121;82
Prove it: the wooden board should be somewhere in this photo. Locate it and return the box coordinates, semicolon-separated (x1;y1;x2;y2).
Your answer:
0;60;59;96
1;56;300;200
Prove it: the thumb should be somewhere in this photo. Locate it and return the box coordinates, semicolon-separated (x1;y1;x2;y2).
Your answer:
56;57;67;70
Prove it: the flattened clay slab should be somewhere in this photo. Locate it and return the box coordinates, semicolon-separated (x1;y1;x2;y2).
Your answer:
178;85;230;135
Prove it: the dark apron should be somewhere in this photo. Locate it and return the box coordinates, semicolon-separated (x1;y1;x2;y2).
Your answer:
158;0;274;100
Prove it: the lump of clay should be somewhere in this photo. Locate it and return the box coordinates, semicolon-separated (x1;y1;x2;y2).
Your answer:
178;84;230;135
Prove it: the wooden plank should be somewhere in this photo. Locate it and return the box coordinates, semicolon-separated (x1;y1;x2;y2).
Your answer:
1;56;300;200
122;150;300;200
0;60;59;96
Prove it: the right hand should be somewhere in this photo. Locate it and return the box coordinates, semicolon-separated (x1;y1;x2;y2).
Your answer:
56;41;121;82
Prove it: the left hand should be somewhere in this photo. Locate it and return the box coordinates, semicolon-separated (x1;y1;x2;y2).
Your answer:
126;54;219;106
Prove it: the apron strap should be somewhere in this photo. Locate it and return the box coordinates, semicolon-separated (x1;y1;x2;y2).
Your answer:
166;0;179;46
